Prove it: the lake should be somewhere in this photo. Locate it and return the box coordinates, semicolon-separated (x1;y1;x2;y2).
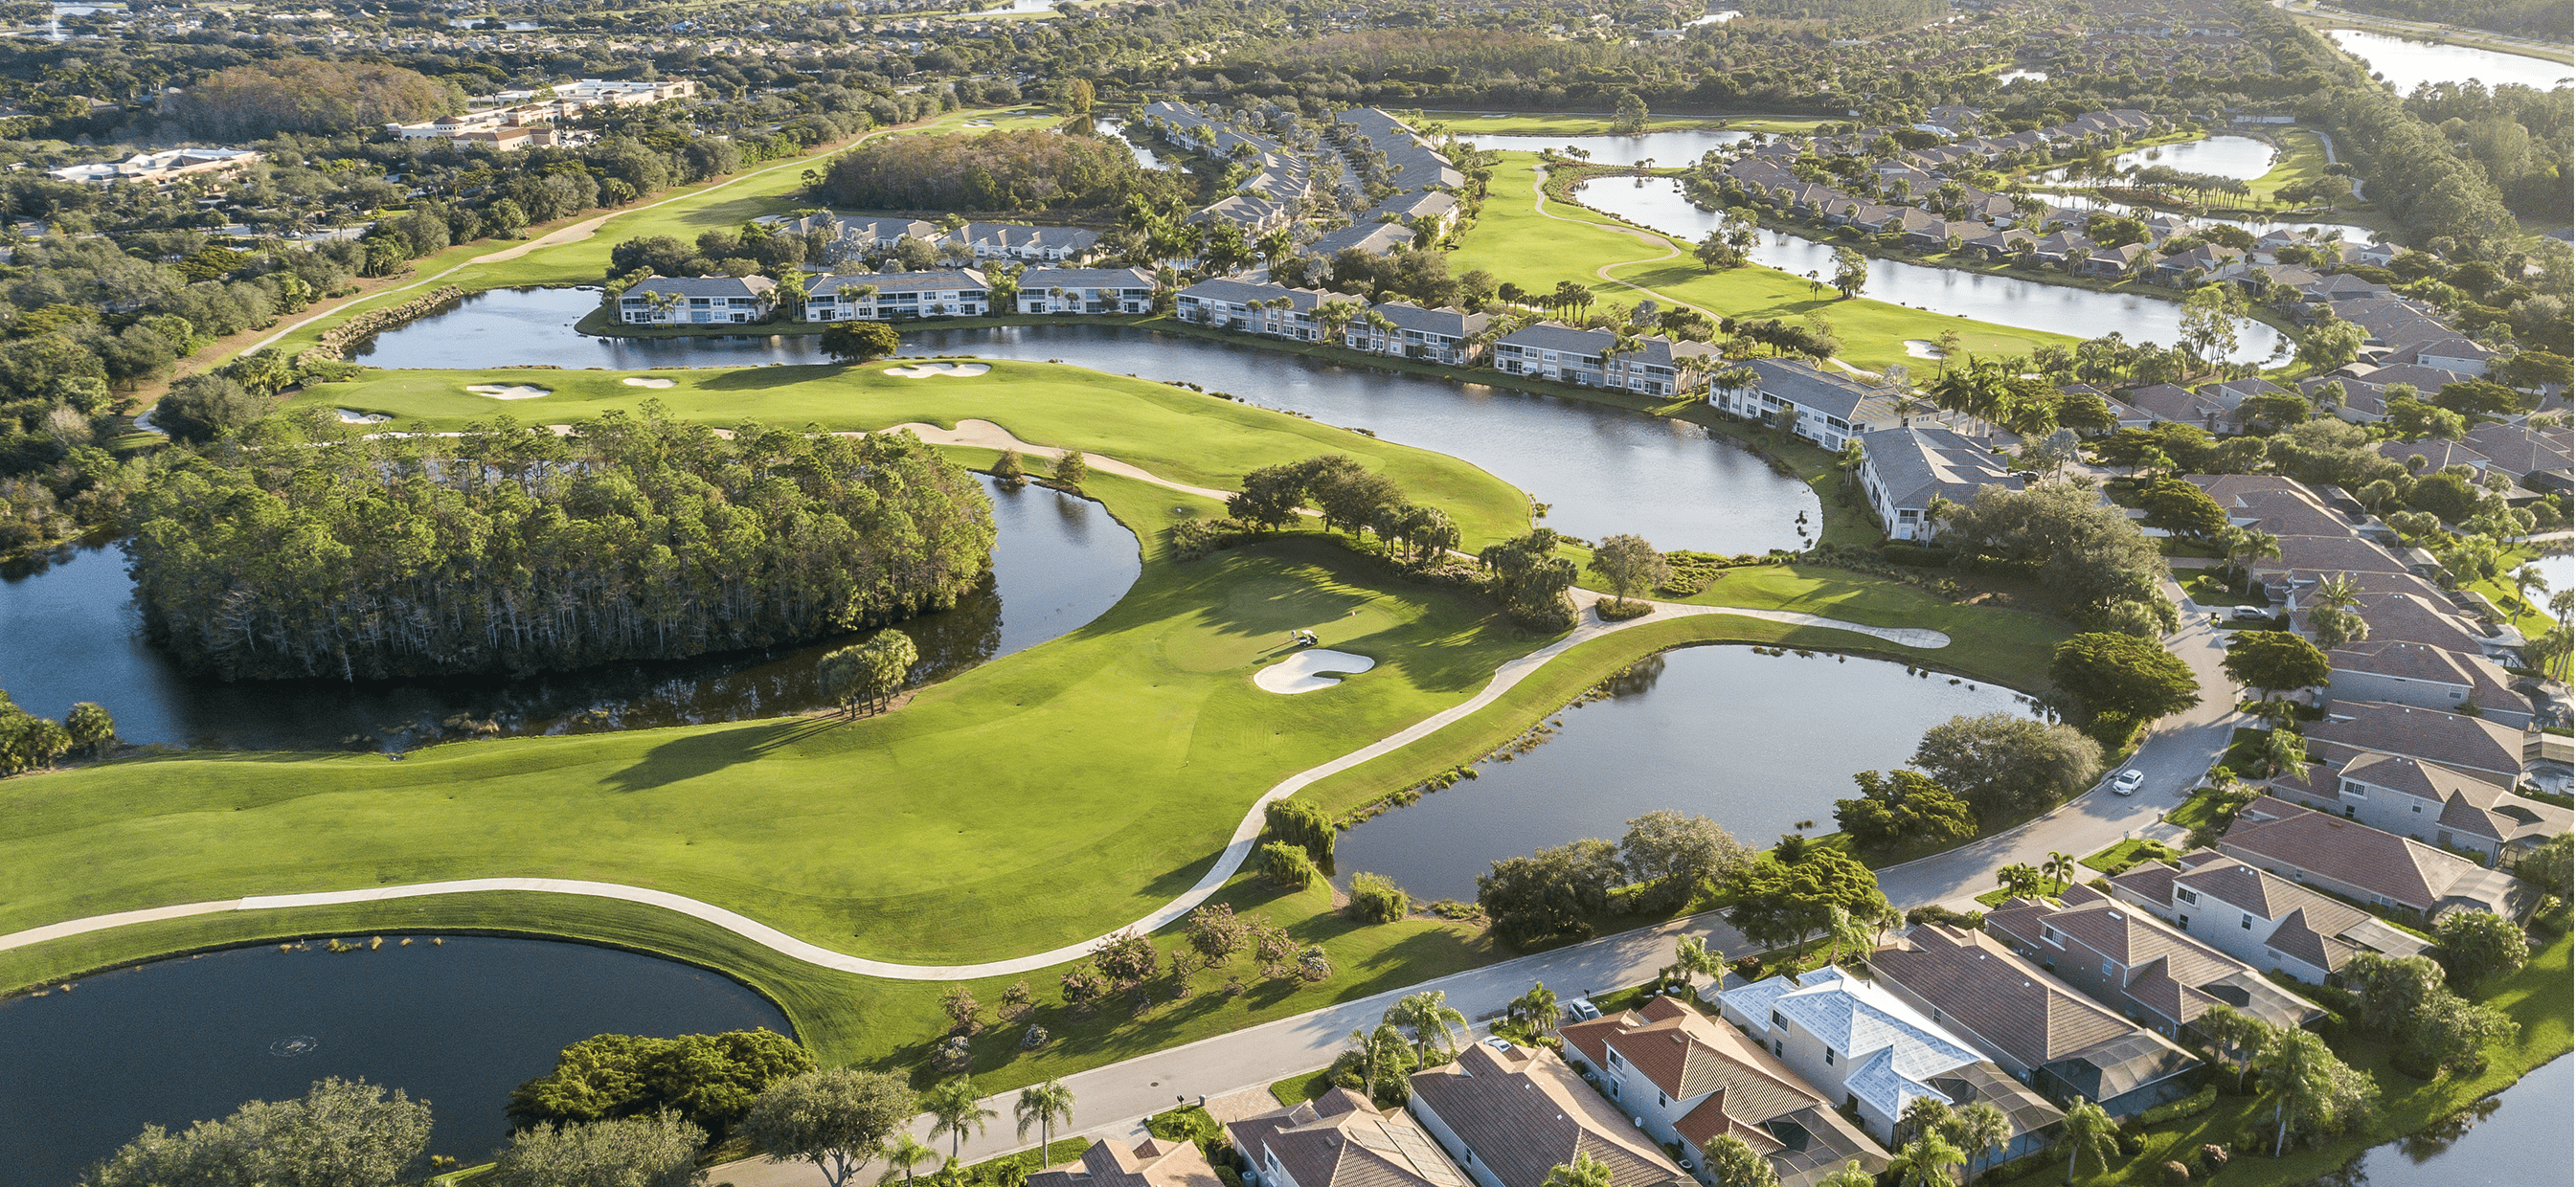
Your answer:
1092;117;1177;169
2326;29;2576;94
0;936;792;1187
1470;129;1752;166
1331;645;2039;902
356;290;1820;554
2316;1056;2572;1186
2094;135;2278;181
1569;180;2294;365
0;474;1138;750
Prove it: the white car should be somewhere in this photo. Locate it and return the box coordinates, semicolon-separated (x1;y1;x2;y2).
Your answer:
2112;769;2146;795
2230;605;2272;621
1565;999;1602;1021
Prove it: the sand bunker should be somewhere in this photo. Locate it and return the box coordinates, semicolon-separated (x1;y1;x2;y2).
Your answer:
466;383;554;400
621;376;676;389
1901;340;1948;360
885;361;992;378
1254;649;1377;694
335;409;391;424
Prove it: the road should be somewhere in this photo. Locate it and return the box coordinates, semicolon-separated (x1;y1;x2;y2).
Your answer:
713;914;1748;1186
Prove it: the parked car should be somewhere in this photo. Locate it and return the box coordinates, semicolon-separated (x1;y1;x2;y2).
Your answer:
1565;999;1602;1021
2229;605;2272;621
2113;769;2146;795
1483;1036;1515;1053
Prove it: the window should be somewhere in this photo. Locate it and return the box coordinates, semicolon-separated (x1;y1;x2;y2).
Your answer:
1824;1048;1836;1065
1607;1049;1625;1070
2101;958;2118;979
1657;1090;1669;1108
2340;781;2366;799
2242;913;2253;929
2412;804;2423;814
1771;1011;1787;1030
2177;888;2199;905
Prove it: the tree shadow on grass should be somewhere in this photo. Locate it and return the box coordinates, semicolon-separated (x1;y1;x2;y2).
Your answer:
692;363;849;391
605;717;839;792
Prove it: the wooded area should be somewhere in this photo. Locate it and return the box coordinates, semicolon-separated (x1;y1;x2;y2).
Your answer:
811;127;1185;213
125;409;997;681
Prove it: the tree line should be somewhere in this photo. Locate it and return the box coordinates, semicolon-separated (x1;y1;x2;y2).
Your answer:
812;127;1188;214
124;408;996;681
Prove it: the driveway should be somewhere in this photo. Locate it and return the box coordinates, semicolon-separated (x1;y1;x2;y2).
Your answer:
713;915;1747;1186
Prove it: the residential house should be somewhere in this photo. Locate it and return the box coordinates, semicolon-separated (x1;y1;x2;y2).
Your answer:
1490;325;1712;397
2107;850;2437;985
948;223;1101;263
2150;244;2243;285
2324;639;2535;728
1176;279;1365;339
2266;746;2566;863
1028;1137;1224;1187
1019;267;1157;315
1558;996;1887;1187
1854;425;2023;542
806;271;988;321
1864;925;2203;1115
1710;358;1903;450
1307;220;1417;258
617;275;776;325
1979;884;2322;1041
1716;968;2063;1166
1345;302;1490;366
1405;1041;1683;1187
2304;700;2531;786
1226;1087;1468;1187
2078;243;2150;279
2118;383;2225;427
2465;421;2575;493
48;146;262;188
2217;795;2531;918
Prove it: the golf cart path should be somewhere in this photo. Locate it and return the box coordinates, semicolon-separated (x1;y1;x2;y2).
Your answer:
0;447;1949;980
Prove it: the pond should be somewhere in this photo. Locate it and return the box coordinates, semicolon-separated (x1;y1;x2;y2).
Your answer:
2084;134;2278;182
356;291;1820;554
1468;129;1752;166
1331;645;2040;902
2326;29;2576;94
1569;180;2294;365
1091;117;1178;170
0;474;1138;751
0;936;792;1187
2314;1055;2571;1186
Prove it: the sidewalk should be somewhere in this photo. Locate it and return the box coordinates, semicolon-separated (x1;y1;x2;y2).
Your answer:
712;913;1746;1186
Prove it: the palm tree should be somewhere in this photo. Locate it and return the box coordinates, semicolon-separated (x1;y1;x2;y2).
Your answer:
1672;933;1727;985
2197;1004;2274;1095
1541;1153;1613;1187
921;1076;996;1160
2312;571;2361;616
1509;981;1560;1034
2056;1099;2116;1184
2508;564;2545;617
1895;1095;1955;1148
1015;1080;1077;1161
1818;1163;1876;1187
1386;990;1468;1067
1822;905;1873;966
1995;863;2043;900
1949;1100;2013;1185
2217;526;2280;593
2042;851;2075;895
2261;726;2308;777
2253;1028;2336;1157
880;1133;938;1185
1888;1129;1965;1187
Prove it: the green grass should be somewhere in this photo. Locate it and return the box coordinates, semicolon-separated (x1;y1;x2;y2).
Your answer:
1271;1068;1336;1106
1993;932;2574;1187
2245;129;2333;207
1973;879;2070;908
1670;564;2069;692
2461;545;2559;640
2167;790;2231;834
301;360;1533;547
1414;111;1762;136
2082;837;2179;875
1447;155;2083;375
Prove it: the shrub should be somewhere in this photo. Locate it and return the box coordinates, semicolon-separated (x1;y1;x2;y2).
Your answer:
2197;1145;2229;1173
1264;799;1337;867
1261;841;1320;889
2138;1086;2218;1127
2161;1160;2192;1184
1345;873;1409;923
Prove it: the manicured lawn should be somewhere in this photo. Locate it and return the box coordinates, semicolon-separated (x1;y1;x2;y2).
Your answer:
2461;544;2560;643
1415;110;1760;136
1271;1069;1336;1106
298;360;1534;547
2081;837;2179;875
1447;153;1676;296
0;470;1548;968
2245;129;2332;207
1973;879;2070;908
1672;564;2071;693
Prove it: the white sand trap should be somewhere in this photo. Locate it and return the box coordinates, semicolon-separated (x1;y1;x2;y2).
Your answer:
335;409;391;424
621;376;676;388
1254;649;1376;694
1901;340;1948;360
885;361;992;378
466;383;554;400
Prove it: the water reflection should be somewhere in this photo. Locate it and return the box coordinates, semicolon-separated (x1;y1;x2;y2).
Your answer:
2047;135;2277;182
2301;1055;2569;1186
0;476;1138;751
0;937;792;1187
1569;179;2293;364
2326;29;2576;93
1092;117;1177;170
1467;129;1751;165
1332;645;2039;901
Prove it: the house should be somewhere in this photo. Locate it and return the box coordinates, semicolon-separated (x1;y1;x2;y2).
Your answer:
1405;1041;1683;1187
1345;303;1490;366
2217;795;2531;919
617;275;776;325
1558;996;1887;1187
2324;639;2534;728
1855;425;2023;542
2077;243;2150;279
2107;850;2437;985
1978;884;2322;1041
1191;194;1296;235
1307;221;1417;258
1226;1087;1467;1187
948;222;1101;263
2118;383;2225;427
2464;421;2575;493
1490;325;1713;397
2149;244;2243;285
1176;279;1365;339
1027;1137;1224;1187
2303;700;2531;786
47;146;261;188
1716;968;2062;1166
1864;926;2203;1116
1019;267;1157;315
804;270;988;321
1709;358;1902;450
1967;228;2040;260
2266;745;2567;863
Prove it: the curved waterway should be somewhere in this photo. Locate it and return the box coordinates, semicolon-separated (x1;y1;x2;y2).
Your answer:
2326;29;2575;93
1332;645;2040;902
355;289;1819;554
0;936;790;1187
2316;1055;2572;1186
1467;129;1751;165
0;474;1137;750
2048;134;2277;182
1568;179;2293;365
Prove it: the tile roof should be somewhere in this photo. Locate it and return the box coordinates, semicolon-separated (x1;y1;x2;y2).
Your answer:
2304;701;2525;780
1743;358;1891;420
1028;1137;1226;1187
1406;1042;1681;1187
1559;997;1818;1116
1982;887;2316;1031
1719;968;1986;1125
1227;1089;1466;1187
2218;796;2509;912
1858;426;2023;509
1865;926;2149;1073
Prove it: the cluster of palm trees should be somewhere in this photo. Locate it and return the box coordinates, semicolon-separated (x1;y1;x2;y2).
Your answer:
1876;1092;2031;1187
883;1075;1081;1184
1343;990;1472;1102
1993;851;2077;901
